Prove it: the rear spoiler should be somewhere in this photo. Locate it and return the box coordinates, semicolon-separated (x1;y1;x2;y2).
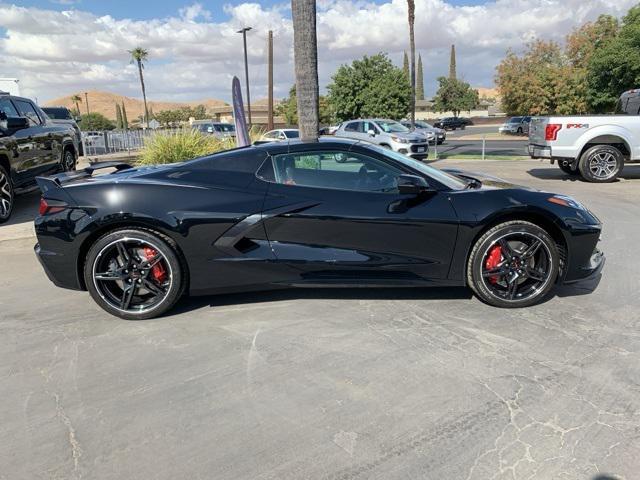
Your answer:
36;161;133;194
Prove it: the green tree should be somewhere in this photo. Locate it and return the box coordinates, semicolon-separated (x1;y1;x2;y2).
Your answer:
327;53;411;121
291;0;320;141
403;51;409;79
115;103;123;129
70;94;82;116
416;53;425;100
191;104;208;120
587;7;639;112
449;45;457;80
78;113;115;131
128;47;150;126
121;102;129;129
433;77;479;117
277;85;334;126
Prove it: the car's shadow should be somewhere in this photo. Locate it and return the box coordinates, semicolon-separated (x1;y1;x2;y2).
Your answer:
170;286;473;316
165;274;603;318
527;166;640;182
2;190;39;228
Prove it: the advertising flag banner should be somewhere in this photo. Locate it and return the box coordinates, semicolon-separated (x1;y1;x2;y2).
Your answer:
232;76;250;147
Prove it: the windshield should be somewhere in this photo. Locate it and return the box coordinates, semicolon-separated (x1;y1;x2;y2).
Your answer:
509;117;523;123
368;144;468;190
414;121;433;129
376;120;409;133
284;130;300;138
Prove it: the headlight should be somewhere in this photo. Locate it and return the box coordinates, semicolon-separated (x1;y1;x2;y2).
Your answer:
548;194;587;210
391;136;409;144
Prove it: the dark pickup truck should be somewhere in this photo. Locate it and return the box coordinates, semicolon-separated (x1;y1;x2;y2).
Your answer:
0;93;78;223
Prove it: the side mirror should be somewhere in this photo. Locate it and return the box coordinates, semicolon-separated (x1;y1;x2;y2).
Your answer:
367;129;376;137
5;116;29;131
397;174;432;195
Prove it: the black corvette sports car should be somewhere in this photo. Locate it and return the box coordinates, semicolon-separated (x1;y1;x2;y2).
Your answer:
34;139;604;319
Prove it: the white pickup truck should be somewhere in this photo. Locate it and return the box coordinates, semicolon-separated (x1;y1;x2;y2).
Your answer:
528;89;640;182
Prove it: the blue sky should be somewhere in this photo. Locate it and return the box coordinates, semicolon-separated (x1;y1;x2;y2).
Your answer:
19;0;484;20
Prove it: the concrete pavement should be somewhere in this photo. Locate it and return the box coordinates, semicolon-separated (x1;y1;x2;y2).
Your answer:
1;159;638;480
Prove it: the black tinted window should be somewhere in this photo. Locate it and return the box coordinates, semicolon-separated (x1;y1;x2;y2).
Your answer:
190;148;267;173
344;122;360;132
42;107;71;120
0;98;18;117
14;100;41;126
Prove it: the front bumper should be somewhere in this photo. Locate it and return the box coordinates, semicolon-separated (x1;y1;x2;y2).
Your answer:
563;249;605;284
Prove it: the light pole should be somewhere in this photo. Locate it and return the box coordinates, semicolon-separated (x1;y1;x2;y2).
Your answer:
237;26;252;126
84;92;90;115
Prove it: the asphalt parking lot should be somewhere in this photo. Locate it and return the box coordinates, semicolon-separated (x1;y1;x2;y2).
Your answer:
1;159;639;480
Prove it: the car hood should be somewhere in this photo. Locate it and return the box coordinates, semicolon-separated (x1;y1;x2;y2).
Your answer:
442;167;536;191
392;132;425;142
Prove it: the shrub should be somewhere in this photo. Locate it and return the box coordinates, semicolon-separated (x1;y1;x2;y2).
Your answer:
138;129;234;166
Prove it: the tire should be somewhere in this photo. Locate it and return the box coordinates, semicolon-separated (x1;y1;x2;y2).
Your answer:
380;144;392;150
84;228;186;320
0;164;14;224
558;161;580;176
517;127;523;135
61;148;76;172
467;220;559;308
578;145;624;183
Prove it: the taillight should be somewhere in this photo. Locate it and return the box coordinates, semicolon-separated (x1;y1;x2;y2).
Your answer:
545;123;562;141
39;198;67;216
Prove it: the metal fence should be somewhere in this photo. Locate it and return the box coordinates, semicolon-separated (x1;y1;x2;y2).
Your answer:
81;129;181;156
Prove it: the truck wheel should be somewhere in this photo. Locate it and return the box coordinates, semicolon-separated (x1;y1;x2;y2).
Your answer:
558;160;580;176
62;148;76;172
0;165;14;224
578;145;624;183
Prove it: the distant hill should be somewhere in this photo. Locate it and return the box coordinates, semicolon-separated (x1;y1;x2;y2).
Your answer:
44;90;229;121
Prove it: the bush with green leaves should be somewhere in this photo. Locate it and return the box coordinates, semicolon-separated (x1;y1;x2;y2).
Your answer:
138;129;234;166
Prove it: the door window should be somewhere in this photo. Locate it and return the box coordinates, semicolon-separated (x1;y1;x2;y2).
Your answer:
344;121;361;132
0;98;19;117
13;100;42;126
269;151;403;193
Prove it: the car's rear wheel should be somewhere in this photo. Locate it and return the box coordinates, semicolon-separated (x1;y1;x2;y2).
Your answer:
0;165;14;224
467;221;559;308
84;229;185;320
578;145;623;182
558;160;580;176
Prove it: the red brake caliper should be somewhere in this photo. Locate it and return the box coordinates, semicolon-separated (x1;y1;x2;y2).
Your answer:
484;245;502;284
143;247;167;283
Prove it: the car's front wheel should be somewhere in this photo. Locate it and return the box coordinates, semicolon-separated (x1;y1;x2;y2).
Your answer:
467;221;559;308
0;165;14;224
61;148;76;172
84;228;186;320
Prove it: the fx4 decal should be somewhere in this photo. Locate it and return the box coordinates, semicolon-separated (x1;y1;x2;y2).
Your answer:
566;123;589;129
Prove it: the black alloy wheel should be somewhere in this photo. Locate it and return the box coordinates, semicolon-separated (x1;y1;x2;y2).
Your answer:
0;165;14;224
84;229;185;319
468;221;559;308
62;149;76;172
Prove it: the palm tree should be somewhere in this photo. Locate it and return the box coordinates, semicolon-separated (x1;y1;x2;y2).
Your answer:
70;94;82;116
291;0;319;142
407;0;416;127
128;47;150;127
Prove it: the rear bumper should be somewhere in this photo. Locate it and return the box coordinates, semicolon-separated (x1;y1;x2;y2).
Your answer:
528;144;552;158
34;243;83;291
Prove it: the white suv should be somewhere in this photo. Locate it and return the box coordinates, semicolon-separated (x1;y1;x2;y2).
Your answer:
335;119;429;160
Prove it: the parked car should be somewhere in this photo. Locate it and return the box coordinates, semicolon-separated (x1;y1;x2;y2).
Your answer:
34;138;604;319
260;129;300;142
192;121;236;139
41;106;83;156
82;131;104;147
400;120;446;145
528;89;640;182
319;125;339;136
433;117;467;131
334;119;429;160
0;93;78;223
499;116;531;135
